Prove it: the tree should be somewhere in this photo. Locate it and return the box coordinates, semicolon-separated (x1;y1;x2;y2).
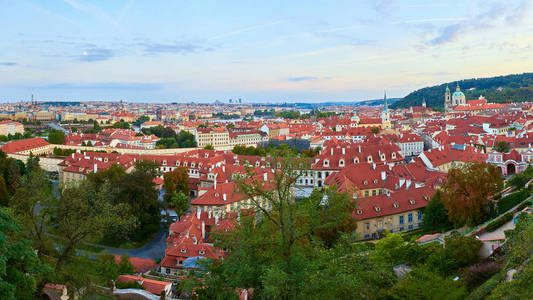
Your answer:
118;255;134;274
0;176;8;206
494;141;510;153
11;168;57;258
440;163;503;226
163;167;189;203
133;115;150;127
47;129;65;144
168;191;189;218
443;233;482;269
204;144;215;150
371;127;380;134
422;190;453;232
0;208;52;300
54;182;136;274
383;266;467;300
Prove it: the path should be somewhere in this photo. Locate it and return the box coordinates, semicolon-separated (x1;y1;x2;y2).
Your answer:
87;228;168;259
477;219;516;258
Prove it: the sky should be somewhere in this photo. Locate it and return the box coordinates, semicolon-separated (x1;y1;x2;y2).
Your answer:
0;0;532;103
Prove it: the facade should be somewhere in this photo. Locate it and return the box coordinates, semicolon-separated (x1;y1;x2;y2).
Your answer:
487;149;533;176
396;133;424;157
0;120;24;136
451;83;466;106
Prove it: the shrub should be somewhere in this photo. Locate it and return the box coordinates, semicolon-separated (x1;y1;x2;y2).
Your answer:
486;212;514;232
116;280;145;290
498;190;528;214
462;261;501;289
466;270;505;300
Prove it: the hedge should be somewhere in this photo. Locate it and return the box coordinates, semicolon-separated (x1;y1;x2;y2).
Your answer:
466;270;506;300
486;212;514;232
498;190;528;214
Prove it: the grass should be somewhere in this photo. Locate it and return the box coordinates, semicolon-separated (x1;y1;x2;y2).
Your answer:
49;235;105;253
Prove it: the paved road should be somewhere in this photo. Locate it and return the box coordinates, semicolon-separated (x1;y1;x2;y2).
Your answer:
89;227;168;259
477;219;516;258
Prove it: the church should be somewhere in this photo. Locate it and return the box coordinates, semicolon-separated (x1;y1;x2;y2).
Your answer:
444;83;466;112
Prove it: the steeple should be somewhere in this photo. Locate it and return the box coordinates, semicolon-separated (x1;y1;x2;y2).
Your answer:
383;90;388;112
422;97;426;108
446;84;450;93
456;82;461;92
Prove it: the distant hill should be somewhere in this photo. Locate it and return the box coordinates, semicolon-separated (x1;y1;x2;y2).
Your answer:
391;73;533;109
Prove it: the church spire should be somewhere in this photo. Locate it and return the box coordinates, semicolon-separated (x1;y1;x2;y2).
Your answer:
383;90;388;112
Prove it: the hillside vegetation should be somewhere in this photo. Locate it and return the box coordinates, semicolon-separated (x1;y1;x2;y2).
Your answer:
391;73;533;109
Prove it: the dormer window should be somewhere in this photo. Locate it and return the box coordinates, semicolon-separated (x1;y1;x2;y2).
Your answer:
353;158;359;163
104;158;108;163
375;206;381;212
215;193;219;197
180;249;186;253
392;153;397;159
356;209;363;215
184;162;188;166
191;163;195;167
373;179;378;184
339;159;345;167
393;203;399;208
199;250;205;255
409;199;416;205
367;156;372;162
176;161;180;166
162;160;167;165
324;159;329;167
381;154;385;161
255;161;260;167
363;180;368;186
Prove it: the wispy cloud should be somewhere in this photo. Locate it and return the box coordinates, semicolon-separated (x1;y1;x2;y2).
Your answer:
62;0;122;31
39;82;164;91
140;41;213;55
0;62;17;66
288;76;319;82
429;1;529;46
77;48;114;62
208;20;286;40
394;18;466;25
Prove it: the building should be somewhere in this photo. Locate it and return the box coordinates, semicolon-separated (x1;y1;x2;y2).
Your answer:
0;120;24;136
58;152;136;186
116;275;172;297
0;137;51;155
419;144;487;172
487;148;533;176
353;185;435;239
451;83;466;106
395;133;424;157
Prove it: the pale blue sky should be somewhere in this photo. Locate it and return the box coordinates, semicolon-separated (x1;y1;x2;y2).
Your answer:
0;0;532;102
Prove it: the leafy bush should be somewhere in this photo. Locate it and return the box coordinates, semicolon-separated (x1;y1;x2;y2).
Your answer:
116;280;145;290
498;190;528;214
462;261;501;289
466;270;505;300
486;212;514;232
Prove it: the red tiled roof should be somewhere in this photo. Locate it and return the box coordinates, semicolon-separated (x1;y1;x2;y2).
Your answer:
117;275;171;295
0;137;50;153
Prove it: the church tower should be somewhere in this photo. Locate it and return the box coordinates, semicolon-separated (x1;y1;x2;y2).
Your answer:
381;91;391;129
444;85;451;112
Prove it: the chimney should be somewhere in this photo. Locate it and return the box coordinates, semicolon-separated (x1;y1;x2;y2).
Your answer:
372;163;376;170
222;165;225;172
330;148;333;155
406;179;412;189
358;145;361;153
342;148;345;155
263;172;268;181
186;231;189;238
381;171;386;181
208;209;212;219
223;193;227;201
71;153;75;159
196;209;201;219
214;174;217;189
93;163;97;173
399;177;405;188
215;215;219;225
192;236;197;244
201;221;205;239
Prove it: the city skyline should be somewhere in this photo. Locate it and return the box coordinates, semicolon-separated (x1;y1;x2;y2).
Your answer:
1;0;532;102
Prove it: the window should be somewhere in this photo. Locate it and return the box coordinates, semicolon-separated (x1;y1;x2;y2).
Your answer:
418;211;423;221
365;222;370;231
408;213;413;223
166;268;170;274
364;191;369;197
408;225;413;230
372;190;376;196
399;216;404;225
399;227;404;232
